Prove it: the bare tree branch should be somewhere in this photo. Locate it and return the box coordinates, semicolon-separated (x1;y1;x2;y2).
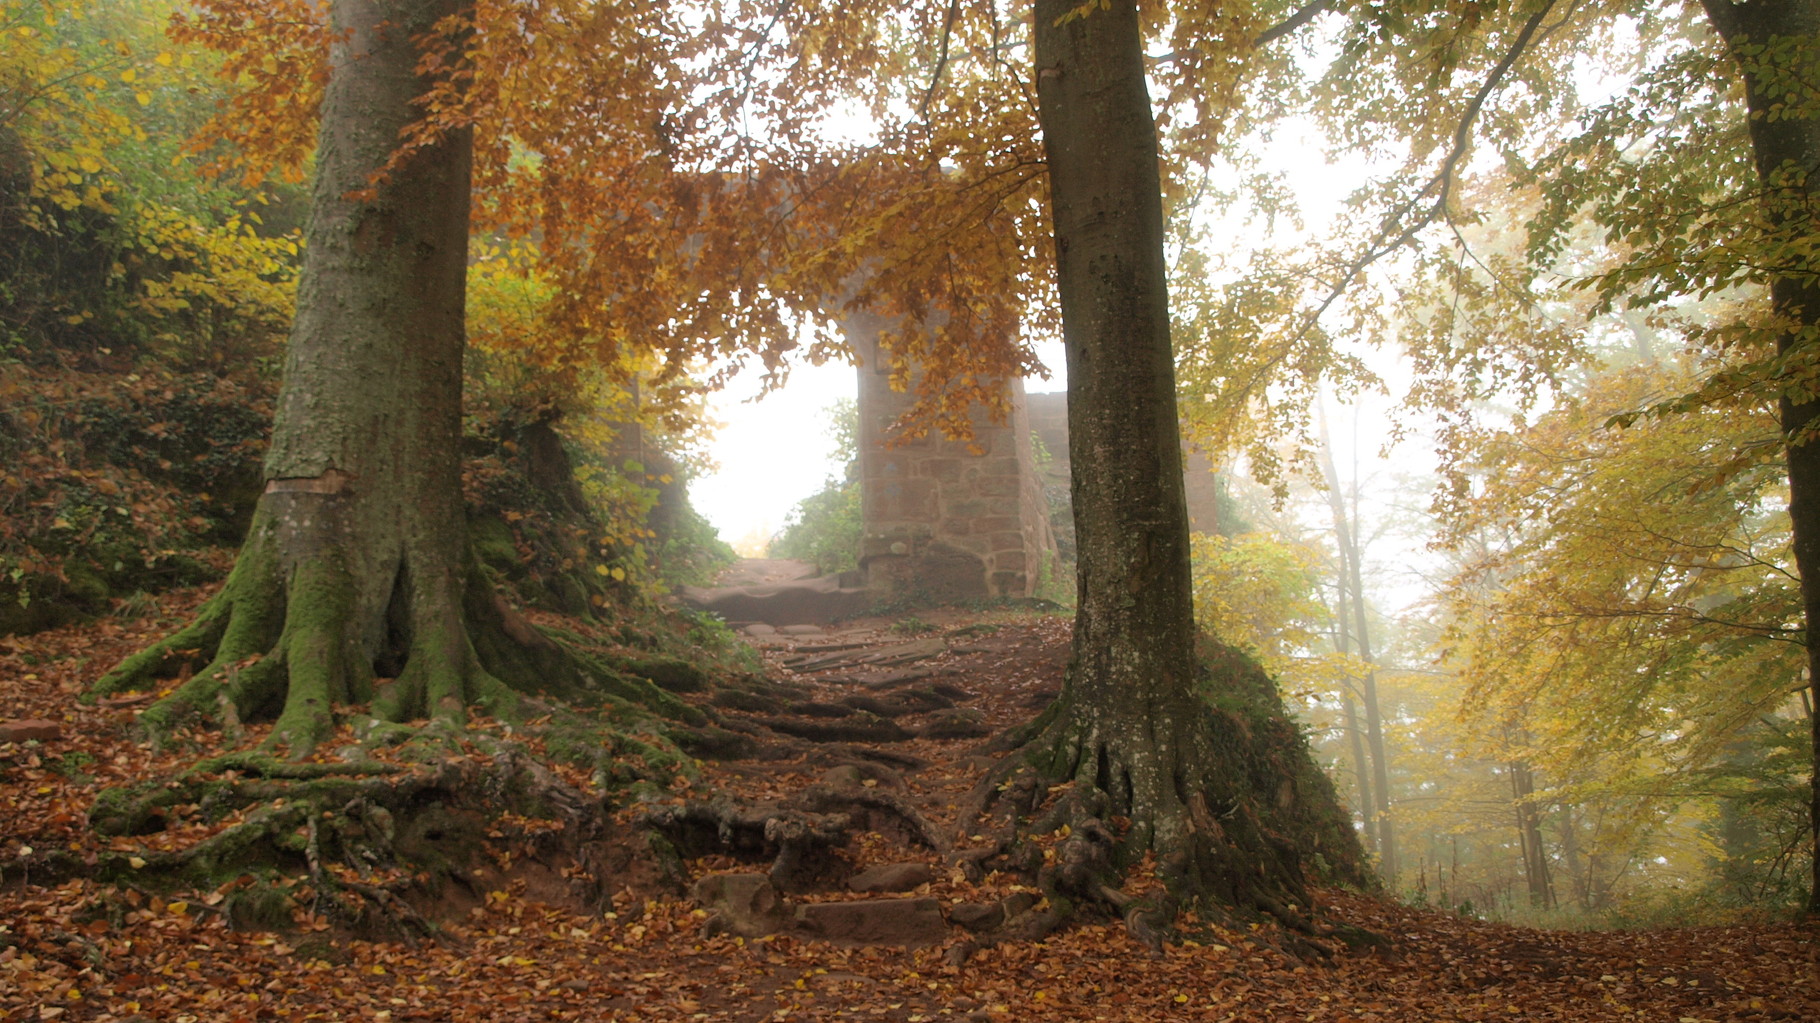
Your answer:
919;0;964;118
1292;0;1561;344
1257;0;1334;47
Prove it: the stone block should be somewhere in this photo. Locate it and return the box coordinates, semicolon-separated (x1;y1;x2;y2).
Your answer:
866;543;989;602
795;897;947;946
975;477;1021;498
922;458;968;483
950;535;991;555
993;551;1027;573
867;477;938;521
971;515;1019;534
860;527;929;561
0;719;61;743
989;570;1028;596
937;518;972;536
987;531;1026;552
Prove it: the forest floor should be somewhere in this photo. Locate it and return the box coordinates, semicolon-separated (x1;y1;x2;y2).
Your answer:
1;584;1816;1022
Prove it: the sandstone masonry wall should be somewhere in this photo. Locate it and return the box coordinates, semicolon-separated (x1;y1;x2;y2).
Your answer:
844;311;1058;601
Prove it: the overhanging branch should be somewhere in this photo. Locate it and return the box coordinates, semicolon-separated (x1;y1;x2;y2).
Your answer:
1257;0;1334;47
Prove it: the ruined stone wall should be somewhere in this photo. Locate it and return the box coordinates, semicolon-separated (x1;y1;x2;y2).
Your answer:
844;311;1057;601
841;322;1229;601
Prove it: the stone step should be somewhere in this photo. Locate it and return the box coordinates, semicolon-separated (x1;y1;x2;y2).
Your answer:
693;871;1041;947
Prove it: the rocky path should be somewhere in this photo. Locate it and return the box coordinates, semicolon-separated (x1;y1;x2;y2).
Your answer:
649;607;1070;951
679;559;874;628
1;593;1815;1021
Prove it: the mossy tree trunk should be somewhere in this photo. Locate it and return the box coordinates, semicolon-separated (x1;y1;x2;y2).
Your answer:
1698;0;1820;916
95;0;554;750
1024;0;1355;924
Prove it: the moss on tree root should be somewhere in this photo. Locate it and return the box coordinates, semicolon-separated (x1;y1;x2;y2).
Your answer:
78;511;755;931
86;506;708;757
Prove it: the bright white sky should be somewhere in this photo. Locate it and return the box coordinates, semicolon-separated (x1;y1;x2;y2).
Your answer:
689;359;858;555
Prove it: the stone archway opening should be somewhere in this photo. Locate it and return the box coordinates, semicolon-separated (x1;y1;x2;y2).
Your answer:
683;308;1230;628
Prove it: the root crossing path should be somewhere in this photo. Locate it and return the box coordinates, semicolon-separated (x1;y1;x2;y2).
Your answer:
1;596;1815;1022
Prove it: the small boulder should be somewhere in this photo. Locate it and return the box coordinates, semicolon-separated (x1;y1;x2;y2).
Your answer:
693;872;789;938
848;862;934;894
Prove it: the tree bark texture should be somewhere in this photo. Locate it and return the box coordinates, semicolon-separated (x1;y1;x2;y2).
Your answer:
1699;0;1820;915
1026;0;1360;916
1038;0;1197;785
95;0;557;749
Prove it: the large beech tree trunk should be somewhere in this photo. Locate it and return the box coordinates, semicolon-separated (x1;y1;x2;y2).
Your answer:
1698;0;1820;915
1023;0;1358;921
96;0;554;749
1035;0;1199;827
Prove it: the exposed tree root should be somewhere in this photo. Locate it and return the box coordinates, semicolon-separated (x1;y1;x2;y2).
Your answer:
639;800;853;893
798;782;951;855
953;645;1366;949
89;509;707;761
89;518;542;752
76;724;653;939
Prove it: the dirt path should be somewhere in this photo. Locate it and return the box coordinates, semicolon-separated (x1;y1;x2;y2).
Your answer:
1;596;1815;1021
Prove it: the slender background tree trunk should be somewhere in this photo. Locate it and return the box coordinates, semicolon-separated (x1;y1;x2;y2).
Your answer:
1317;403;1396;878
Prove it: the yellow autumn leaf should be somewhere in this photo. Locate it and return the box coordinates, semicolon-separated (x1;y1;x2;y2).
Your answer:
154;51;173;66
119;68;136;83
135;91;150;107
